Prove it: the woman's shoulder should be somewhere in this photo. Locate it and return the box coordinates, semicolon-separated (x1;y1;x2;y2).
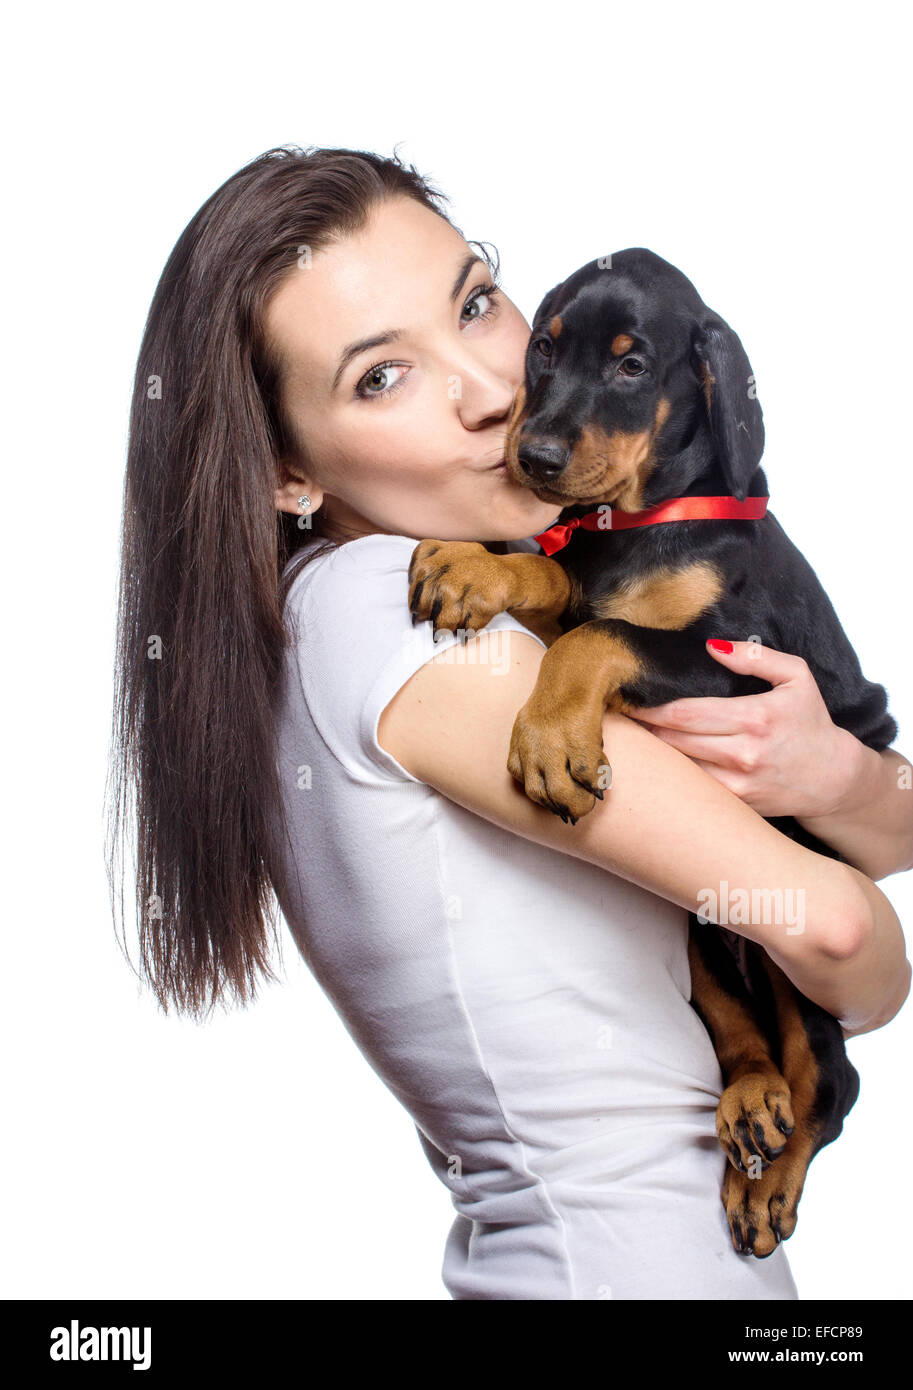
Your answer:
284;530;544;602
282;532;423;640
283;531;551;656
278;533;431;784
278;530;547;785
284;529;415;582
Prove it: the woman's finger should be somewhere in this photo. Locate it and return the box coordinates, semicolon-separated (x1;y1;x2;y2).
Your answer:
645;726;757;770
626;693;771;735
703;637;810;686
685;756;750;799
626;639;806;733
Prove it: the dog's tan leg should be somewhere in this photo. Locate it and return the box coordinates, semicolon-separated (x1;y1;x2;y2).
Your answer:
721;953;858;1256
688;926;795;1183
408;539;573;644
506;620;643;821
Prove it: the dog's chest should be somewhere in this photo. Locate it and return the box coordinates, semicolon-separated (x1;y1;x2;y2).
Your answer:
577;559;726;631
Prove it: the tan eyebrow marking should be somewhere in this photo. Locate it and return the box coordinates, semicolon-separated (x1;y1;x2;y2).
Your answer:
611;333;634;355
549;315;563;338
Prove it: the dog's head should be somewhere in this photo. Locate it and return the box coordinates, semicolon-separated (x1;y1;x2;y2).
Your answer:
505;248;764;508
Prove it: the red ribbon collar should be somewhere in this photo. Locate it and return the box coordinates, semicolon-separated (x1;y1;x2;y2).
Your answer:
533;495;769;556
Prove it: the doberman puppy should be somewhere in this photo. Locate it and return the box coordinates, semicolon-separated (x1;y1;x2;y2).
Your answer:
407;248;898;1258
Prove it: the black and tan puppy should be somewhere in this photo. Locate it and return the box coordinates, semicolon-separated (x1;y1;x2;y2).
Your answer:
408;248;898;1257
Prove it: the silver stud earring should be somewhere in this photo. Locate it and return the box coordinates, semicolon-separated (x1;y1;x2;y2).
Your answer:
297;494;311;513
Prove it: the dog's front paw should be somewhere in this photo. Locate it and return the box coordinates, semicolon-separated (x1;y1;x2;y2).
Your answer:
408;540;518;634
507;695;610;823
717;1069;795;1173
721;1154;804;1257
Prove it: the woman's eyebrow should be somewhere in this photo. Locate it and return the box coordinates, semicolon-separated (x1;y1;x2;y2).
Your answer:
330;251;484;391
331;329;402;391
449;250;482;304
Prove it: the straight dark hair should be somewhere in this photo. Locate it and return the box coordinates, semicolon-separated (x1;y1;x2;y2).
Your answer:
106;144;490;1020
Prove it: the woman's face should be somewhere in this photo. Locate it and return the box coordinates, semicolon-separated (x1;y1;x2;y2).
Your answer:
268;195;563;542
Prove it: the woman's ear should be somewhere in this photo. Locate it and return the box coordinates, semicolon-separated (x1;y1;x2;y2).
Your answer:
274;465;324;516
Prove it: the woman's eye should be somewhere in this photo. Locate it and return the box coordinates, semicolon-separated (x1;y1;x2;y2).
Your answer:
461;283;500;323
355;362;408;399
462;292;491;321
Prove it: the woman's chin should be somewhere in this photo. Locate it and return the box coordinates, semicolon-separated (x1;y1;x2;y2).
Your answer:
487;501;564;542
493;471;566;531
518;496;566;532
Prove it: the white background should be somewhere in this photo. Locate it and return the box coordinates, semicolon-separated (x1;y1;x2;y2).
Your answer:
2;0;910;1301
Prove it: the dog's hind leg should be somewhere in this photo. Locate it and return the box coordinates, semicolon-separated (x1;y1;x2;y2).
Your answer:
688;921;795;1174
688;920;804;1257
718;950;860;1255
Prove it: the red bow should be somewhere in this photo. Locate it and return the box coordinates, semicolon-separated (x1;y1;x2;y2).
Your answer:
533;495;769;555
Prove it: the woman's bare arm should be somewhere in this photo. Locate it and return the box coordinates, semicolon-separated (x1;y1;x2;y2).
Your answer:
378;630;910;1038
795;736;913;882
626;640;913;881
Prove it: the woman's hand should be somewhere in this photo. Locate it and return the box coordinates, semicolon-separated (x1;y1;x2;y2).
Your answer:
624;638;854;819
625;637;913;882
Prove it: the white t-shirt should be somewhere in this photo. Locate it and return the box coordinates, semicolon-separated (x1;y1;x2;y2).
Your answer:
270;531;799;1301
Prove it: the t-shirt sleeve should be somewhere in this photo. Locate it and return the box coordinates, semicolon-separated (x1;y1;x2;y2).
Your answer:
286;533;547;785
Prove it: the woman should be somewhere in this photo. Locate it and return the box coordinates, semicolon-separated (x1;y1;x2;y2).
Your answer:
108;145;911;1300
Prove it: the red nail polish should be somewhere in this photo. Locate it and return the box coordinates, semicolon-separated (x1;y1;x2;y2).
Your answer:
706;638;734;653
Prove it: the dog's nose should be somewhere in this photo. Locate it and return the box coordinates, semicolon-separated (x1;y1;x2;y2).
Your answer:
517;438;569;480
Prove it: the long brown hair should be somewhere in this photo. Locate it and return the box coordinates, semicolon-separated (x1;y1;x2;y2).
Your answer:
106;145;489;1020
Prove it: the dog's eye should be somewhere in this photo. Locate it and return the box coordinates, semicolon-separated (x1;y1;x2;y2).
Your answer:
619;355;646;376
533;337;553;359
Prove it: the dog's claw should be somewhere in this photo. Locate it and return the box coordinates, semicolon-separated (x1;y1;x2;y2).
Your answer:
408;539;516;635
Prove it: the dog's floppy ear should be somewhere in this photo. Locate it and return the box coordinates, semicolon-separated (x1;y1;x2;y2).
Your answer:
690;311;764;500
532;280;565;329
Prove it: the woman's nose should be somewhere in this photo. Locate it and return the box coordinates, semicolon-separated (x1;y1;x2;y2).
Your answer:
452;360;518;430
